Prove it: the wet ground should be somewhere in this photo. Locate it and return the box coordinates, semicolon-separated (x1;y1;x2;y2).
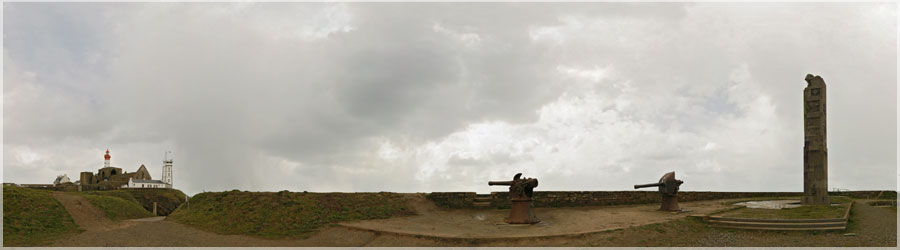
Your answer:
733;199;802;209
339;197;736;239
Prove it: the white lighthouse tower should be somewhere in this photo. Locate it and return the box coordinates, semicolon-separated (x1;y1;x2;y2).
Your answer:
162;151;173;187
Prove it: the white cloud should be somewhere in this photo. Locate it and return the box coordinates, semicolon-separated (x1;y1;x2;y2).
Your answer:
432;23;482;47
3;3;895;194
378;63;796;193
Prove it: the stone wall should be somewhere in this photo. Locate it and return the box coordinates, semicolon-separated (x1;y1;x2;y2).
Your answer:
491;191;660;208
429;190;890;209
427;192;476;208
829;190;887;199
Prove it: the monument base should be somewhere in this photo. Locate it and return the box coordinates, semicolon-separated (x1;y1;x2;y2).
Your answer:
506;199;540;224
802;195;830;205
659;195;681;211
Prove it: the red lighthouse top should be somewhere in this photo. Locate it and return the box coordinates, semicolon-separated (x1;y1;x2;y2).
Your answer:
104;149;111;160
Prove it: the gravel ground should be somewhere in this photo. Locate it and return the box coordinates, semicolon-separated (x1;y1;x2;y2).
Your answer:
340;196;734;239
47;195;896;247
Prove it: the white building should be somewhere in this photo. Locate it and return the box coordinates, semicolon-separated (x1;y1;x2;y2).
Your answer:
123;178;170;189
121;151;175;189
162;153;173;187
53;174;71;185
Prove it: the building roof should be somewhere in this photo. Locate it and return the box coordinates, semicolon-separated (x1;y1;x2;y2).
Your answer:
53;175;71;184
131;179;166;184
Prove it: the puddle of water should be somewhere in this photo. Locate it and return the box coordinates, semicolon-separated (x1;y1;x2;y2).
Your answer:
734;200;802;209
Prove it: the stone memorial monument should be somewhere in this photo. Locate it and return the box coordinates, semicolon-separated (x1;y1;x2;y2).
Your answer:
802;74;830;205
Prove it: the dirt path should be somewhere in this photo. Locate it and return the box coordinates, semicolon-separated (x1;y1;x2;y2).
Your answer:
846;200;897;246
339;197;735;239
406;193;440;216
51;192;134;232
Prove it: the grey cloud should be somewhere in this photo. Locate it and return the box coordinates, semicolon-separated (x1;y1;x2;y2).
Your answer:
3;3;895;195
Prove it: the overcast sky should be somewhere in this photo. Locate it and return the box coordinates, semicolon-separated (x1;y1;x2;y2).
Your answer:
3;2;896;196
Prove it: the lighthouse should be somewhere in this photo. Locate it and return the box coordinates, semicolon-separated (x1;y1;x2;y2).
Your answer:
104;149;111;168
162;151;173;187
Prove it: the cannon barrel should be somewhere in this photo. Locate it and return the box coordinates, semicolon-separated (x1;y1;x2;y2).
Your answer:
489;181;514;186
634;183;664;189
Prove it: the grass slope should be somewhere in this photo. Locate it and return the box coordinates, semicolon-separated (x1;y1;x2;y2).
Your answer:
3;186;81;246
78;193;154;221
127;189;187;216
169;190;415;238
84;189;187;216
83;190;141;204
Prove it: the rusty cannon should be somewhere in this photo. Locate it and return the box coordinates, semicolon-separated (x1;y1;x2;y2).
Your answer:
634;171;684;211
489;173;540;224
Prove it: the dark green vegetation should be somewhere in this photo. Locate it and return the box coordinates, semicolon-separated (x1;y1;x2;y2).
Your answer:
868;200;897;206
3;186;81;246
721;197;850;219
877;191;897;199
78;193;154;221
83;189;187;216
128;189;188;215
83;190;141;204
168;190;416;238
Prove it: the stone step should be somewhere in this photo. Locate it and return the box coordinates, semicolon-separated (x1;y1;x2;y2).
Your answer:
474;194;491;203
472;202;491;207
710;220;846;229
711;224;846;231
707;216;845;223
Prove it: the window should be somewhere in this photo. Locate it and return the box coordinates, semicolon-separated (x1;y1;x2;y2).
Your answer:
811;88;820;96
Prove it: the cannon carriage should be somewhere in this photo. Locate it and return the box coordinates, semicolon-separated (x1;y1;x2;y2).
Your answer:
489;173;540;224
634;171;684;211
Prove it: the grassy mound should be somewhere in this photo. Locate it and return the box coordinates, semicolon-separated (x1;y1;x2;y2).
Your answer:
169;190;416;238
79;193;154;221
82;189;187;216
83;190;141;204
3;186;81;246
127;189;187;216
